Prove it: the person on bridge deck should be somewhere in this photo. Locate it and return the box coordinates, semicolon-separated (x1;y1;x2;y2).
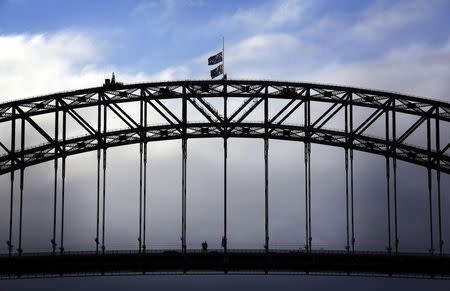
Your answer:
202;241;208;253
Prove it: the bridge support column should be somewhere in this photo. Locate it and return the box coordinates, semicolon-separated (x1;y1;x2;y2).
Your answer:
385;157;392;255
60;109;66;255
222;92;228;254
306;143;311;254
143;96;148;253
223;137;228;253
436;108;443;256
102;101;107;255
304;90;312;254
182;139;187;254
8;108;15;256
181;87;187;255
95;95;101;254
138;98;143;253
95;148;100;254
264;138;269;253
18;117;25;256
52;102;59;255
386;106;392;255
349;93;355;253
350;149;355;253
393;102;399;255
264;85;270;254
427;117;434;255
345;97;350;254
345;148;350;254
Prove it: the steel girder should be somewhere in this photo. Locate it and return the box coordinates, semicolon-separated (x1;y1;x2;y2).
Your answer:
0;79;449;175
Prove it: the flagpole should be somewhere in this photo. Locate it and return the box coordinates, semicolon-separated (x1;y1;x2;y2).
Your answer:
222;36;225;79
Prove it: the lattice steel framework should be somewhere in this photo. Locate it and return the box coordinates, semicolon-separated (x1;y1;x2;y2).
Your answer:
0;79;449;262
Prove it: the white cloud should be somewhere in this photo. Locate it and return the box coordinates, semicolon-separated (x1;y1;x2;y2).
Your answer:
132;0;176;18
148;65;191;81
307;41;450;100
227;34;301;64
132;0;204;15
0;31;154;101
221;0;309;32
352;0;433;41
185;31;450;102
2;28;447;105
190;33;322;80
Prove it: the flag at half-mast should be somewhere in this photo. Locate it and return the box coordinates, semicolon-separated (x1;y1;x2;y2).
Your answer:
208;51;223;65
210;64;223;79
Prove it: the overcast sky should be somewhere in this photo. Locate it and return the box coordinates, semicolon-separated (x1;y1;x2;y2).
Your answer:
0;0;450;290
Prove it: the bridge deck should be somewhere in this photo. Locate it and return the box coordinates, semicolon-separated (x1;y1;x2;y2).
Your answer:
1;250;449;279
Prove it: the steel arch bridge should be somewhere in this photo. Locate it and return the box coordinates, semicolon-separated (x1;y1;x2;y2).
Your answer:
0;79;449;279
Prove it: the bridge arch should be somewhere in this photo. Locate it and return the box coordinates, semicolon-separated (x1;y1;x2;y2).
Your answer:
0;79;449;273
0;80;448;174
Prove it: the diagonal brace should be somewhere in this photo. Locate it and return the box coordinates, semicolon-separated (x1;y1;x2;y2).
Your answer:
60;100;97;135
103;95;139;129
195;97;223;122
16;107;62;152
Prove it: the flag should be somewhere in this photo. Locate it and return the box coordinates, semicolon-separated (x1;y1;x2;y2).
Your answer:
210;64;223;79
208;51;223;65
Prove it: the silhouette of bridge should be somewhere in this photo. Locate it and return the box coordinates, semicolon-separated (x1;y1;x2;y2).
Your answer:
0;79;449;278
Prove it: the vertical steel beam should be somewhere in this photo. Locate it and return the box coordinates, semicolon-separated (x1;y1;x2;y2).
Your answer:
350;92;355;253
138;97;143;253
181;86;187;254
182;139;187;254
143;91;148;253
304;88;311;254
8;107;15;256
264;138;269;253
60;108;66;254
264;86;269;253
385;104;392;255
345;96;350;254
18;116;25;256
102;96;107;255
393;101;399;255
95;94;101;254
436;108;443;255
304;90;309;253
427;116;434;255
307;104;312;254
223;88;228;253
52;100;59;255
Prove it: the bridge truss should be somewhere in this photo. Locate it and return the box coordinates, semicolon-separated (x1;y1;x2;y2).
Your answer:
0;79;449;278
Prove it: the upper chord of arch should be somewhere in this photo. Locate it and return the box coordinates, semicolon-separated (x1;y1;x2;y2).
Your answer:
0;79;448;174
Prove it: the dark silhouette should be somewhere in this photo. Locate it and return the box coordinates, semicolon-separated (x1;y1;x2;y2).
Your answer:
0;79;448;279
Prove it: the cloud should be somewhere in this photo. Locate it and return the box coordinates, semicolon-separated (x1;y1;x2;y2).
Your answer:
0;31;154;101
307;41;450;100
352;0;433;41
189;33;323;80
148;65;191;81
191;32;450;103
132;0;204;16
131;0;205;35
219;0;309;32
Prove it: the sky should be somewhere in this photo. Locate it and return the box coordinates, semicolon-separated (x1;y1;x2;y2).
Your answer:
0;0;450;290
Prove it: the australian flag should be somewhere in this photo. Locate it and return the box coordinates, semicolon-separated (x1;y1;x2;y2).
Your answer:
208;51;223;65
210;64;223;79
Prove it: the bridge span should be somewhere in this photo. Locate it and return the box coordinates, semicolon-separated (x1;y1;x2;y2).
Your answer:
0;79;449;278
